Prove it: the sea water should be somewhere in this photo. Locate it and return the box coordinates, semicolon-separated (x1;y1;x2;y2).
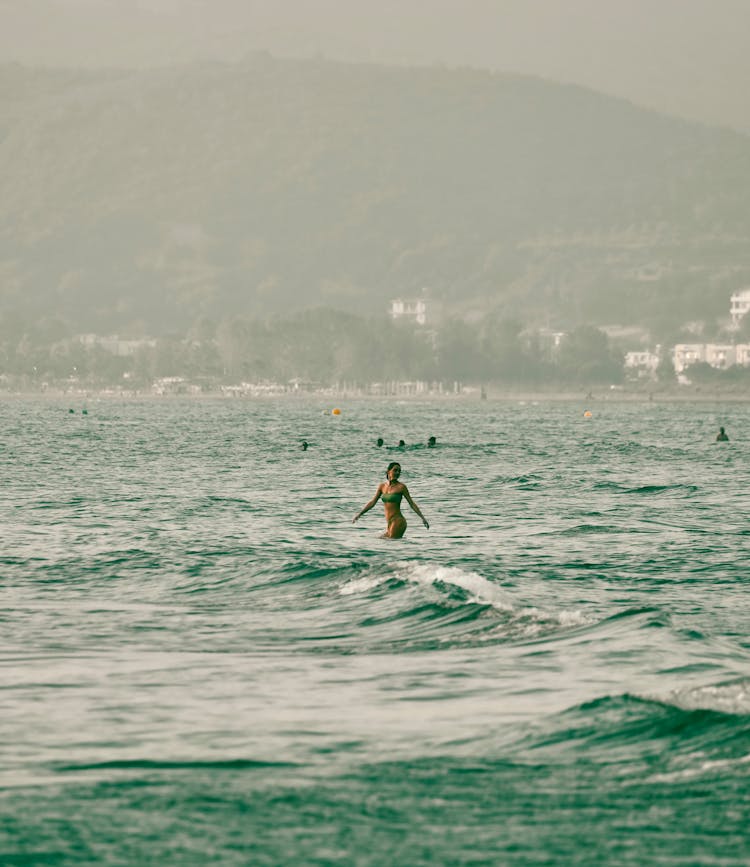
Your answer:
1;397;749;865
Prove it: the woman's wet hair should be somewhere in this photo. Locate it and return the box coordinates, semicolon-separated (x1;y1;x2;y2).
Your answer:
386;462;401;476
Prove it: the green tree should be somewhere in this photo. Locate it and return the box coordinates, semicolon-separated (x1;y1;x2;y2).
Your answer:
557;325;623;385
481;316;525;383
435;320;485;382
655;345;676;385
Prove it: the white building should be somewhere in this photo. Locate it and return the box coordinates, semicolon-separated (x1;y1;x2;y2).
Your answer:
672;344;705;374
532;328;566;360
390;289;440;325
730;288;750;327
672;342;750;373
624;350;660;378
390;297;428;326
704;344;735;369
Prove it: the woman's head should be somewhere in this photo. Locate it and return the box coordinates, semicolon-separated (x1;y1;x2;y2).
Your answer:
386;462;402;479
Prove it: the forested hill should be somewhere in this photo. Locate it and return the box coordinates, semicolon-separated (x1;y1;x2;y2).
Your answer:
2;54;750;337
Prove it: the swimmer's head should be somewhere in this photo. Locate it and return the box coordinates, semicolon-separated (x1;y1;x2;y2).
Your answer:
427;436;436;447
376;437;384;447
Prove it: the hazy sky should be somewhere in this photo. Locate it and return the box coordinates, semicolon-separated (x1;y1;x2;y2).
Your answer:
2;0;750;132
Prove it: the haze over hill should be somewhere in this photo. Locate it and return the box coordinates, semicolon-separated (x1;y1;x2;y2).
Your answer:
3;0;750;134
3;55;750;338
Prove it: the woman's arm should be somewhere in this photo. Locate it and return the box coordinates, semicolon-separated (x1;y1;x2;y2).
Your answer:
353;486;383;523
402;486;429;529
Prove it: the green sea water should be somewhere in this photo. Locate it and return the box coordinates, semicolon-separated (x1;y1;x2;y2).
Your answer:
2;397;749;865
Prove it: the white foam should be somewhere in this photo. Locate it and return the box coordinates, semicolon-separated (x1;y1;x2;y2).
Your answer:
338;572;390;596
396;561;515;611
338;561;511;607
556;609;592;627
340;561;596;636
666;680;750;716
498;605;594;638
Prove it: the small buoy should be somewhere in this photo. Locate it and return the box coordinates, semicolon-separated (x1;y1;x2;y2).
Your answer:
583;410;592;418
332;408;341;415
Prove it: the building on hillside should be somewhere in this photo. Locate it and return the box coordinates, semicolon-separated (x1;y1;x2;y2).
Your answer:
704;344;735;369
672;342;750;374
672;344;705;374
730;288;750;327
390;297;427;325
389;290;440;326
529;328;566;361
624;349;660;379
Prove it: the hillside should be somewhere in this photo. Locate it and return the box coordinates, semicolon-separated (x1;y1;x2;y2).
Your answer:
2;54;750;336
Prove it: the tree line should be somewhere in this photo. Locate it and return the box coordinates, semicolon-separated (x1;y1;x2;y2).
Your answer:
0;308;635;389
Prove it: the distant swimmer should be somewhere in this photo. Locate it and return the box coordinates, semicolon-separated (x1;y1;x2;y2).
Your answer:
376;437;384;447
398;439;406;448
301;440;309;450
353;461;429;539
716;426;729;442
427;436;436;448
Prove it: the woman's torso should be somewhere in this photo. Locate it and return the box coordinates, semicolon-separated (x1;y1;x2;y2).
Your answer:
381;483;404;516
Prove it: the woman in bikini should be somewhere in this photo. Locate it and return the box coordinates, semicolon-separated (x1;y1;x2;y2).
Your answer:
353;461;430;539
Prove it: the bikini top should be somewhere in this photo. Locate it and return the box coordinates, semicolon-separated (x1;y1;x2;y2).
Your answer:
381;491;403;503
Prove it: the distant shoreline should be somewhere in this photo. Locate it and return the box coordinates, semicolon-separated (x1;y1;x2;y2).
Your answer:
2;387;750;403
